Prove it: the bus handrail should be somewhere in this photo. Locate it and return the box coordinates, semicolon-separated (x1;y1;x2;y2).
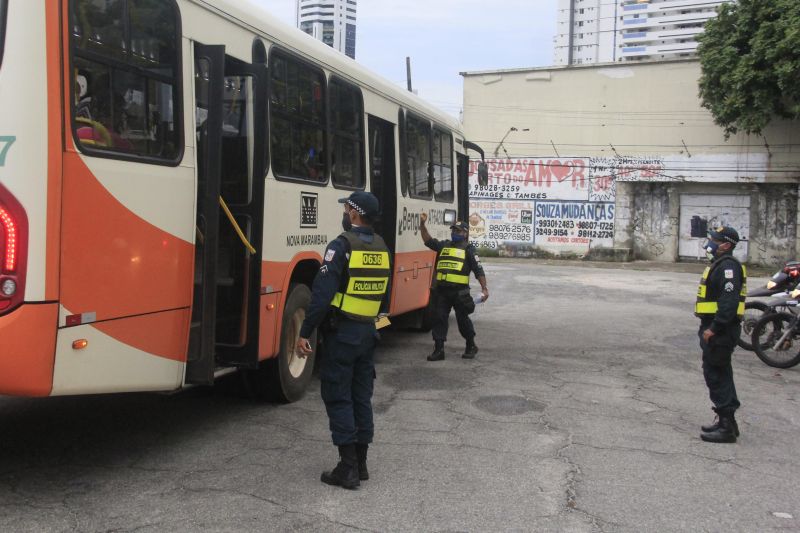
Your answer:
219;196;256;254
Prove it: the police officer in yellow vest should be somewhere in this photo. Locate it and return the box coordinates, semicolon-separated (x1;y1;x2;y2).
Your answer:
419;213;489;361
296;191;391;489
696;226;747;444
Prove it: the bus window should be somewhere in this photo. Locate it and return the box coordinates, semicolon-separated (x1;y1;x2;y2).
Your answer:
69;0;181;162
330;78;364;189
398;109;407;197
269;51;326;183
221;73;253;205
406;115;431;198
433;129;453;202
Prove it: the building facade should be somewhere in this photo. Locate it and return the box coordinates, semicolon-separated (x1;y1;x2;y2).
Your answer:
554;0;735;66
461;60;800;266
297;0;357;59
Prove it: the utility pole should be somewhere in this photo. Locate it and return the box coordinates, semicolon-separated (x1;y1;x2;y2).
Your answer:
406;56;413;93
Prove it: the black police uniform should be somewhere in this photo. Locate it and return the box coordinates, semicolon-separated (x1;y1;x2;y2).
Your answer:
425;237;485;351
695;246;746;441
300;225;391;486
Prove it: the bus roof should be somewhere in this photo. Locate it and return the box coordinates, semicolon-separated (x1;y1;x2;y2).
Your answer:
189;0;462;133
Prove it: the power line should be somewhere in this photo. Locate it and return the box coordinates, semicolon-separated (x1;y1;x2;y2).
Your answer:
468;139;800;149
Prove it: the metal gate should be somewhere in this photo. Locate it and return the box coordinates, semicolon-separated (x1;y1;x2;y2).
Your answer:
679;194;750;262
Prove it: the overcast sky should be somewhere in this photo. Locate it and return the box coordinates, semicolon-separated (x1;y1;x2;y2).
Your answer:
255;0;559;118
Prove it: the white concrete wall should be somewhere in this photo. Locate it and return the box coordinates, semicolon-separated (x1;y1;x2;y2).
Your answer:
462;60;800;264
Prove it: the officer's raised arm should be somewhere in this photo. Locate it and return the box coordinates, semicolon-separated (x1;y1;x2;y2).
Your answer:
419;212;432;243
420;212;443;252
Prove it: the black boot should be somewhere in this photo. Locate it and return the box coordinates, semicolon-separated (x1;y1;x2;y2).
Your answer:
700;414;737;443
462;340;478;359
355;443;369;481
427;342;445;361
701;409;740;437
321;444;360;489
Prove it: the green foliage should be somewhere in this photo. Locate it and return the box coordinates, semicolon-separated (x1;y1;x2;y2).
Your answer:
697;0;800;137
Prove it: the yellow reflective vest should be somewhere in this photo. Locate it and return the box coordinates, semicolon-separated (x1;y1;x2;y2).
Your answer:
435;245;471;286
695;257;747;318
330;231;390;322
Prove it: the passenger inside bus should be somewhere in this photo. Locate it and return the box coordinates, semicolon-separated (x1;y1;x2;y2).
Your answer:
303;145;325;180
74;69;133;152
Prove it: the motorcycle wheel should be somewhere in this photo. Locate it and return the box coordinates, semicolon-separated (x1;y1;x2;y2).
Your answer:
751;311;800;368
737;301;769;351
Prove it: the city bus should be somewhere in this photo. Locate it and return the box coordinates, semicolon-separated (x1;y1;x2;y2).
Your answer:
0;0;487;401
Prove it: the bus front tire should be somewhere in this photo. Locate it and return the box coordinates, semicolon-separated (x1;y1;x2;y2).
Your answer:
255;284;316;403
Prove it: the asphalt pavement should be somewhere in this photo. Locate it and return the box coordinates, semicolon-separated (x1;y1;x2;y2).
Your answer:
0;259;798;532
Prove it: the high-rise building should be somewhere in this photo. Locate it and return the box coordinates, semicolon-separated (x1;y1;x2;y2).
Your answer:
553;0;734;65
297;0;357;59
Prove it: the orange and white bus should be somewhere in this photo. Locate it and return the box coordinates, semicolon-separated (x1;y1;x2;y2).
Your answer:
0;0;485;401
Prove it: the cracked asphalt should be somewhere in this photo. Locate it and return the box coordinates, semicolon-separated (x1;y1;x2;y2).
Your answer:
1;259;799;532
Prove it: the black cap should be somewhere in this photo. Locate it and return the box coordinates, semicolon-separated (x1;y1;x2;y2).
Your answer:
450;220;469;232
339;191;380;217
708;225;740;245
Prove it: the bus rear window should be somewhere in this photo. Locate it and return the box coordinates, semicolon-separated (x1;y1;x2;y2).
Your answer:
0;0;7;70
69;0;182;163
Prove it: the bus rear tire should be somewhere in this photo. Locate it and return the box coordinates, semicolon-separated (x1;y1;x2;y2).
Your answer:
253;284;316;402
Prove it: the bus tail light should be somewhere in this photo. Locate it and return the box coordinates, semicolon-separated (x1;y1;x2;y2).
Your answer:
0;182;28;316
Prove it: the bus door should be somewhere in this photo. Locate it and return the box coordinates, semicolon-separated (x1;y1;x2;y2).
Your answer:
368;116;397;253
187;45;266;384
456;152;470;221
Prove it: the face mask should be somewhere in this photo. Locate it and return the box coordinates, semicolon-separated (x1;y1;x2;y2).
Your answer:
451;233;466;242
703;239;719;261
342;212;353;232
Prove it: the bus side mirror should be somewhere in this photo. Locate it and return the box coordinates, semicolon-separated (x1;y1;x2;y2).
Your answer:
477;162;489;187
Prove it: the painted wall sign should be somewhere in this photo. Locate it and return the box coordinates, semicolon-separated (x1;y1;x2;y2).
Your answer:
468;157;617;255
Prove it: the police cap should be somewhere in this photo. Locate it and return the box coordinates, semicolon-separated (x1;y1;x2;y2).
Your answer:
708;225;740;245
339;191;380;217
450;220;469;232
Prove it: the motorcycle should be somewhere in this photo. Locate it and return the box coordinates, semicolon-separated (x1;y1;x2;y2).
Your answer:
750;296;800;368
737;261;800;351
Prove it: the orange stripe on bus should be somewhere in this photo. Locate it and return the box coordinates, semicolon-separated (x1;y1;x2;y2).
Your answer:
92;308;191;363
60;153;194;324
0;304;58;397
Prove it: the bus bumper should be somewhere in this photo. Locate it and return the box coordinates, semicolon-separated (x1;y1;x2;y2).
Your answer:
0;303;58;397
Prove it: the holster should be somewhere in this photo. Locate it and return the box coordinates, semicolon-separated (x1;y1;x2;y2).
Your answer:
322;310;340;333
456;288;476;315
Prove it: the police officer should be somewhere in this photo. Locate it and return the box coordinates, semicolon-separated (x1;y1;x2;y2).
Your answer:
695;226;747;443
296;191;391;489
419;213;489;361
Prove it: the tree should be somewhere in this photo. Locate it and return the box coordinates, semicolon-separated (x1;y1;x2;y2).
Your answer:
697;0;800;138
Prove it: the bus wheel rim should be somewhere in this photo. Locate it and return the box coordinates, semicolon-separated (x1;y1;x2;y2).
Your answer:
288;309;308;379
